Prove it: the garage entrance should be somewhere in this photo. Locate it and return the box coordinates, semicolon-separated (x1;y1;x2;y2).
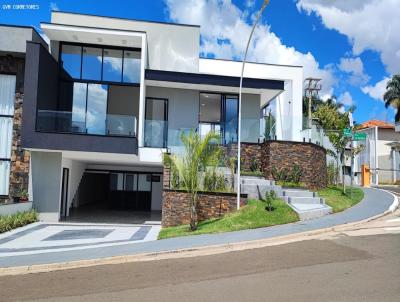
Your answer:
67;170;162;224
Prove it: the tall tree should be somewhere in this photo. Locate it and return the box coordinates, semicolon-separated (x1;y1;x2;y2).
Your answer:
383;74;400;122
313;103;352;193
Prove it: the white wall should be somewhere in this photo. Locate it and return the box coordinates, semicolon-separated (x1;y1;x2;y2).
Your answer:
61;158;86;215
52;12;200;73
241;94;260;143
31;151;62;222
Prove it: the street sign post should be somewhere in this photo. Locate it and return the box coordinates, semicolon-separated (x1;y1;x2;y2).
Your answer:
354;132;367;141
343;128;352;137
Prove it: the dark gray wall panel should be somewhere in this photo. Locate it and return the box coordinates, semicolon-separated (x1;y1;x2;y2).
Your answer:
21;42;138;155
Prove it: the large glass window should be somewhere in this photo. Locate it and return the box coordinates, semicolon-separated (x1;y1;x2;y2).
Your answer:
199;93;222;138
60;43;141;84
82;47;102;81
86;84;108;135
71;82;87;133
145;98;168;148
224;95;238;144
198;93;238;144
61;44;82;79
0;74;16;196
103;49;123;82
123;50;141;83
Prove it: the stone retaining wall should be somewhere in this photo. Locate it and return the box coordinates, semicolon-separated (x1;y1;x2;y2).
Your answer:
260;140;327;189
224;143;262;171
162;190;247;227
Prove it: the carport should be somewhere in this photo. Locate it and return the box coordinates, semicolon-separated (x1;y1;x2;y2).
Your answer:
66;169;162;224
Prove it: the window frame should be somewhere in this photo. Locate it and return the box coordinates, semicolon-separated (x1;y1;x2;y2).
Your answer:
144;97;169;148
0;73;16;197
58;41;141;85
198;92;239;145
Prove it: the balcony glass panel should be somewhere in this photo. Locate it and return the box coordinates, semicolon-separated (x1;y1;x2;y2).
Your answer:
144;120;168;148
36;110;136;137
241;118;260;143
103;49;123;82
123;50;141;83
61;44;81;79
107;114;137;136
82;47;102;81
145;98;168;148
86;84;108;135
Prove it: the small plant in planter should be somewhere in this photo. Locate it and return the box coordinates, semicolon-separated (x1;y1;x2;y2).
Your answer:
13;192;21;203
20;190;29;202
260;190;277;212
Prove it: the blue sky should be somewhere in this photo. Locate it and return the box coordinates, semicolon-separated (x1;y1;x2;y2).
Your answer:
1;0;398;124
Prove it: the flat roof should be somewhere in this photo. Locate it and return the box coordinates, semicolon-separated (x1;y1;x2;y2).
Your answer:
145;69;284;90
52;10;201;29
200;57;303;68
0;23;48;50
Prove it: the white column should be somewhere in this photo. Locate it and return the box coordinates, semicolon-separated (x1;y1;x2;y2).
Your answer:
137;34;147;148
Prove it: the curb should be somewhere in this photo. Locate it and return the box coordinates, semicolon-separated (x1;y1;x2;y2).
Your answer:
0;187;397;277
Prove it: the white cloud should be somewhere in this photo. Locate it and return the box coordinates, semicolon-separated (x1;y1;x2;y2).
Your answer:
338;57;370;85
361;77;390;101
50;2;59;11
338;91;354;106
165;0;336;96
297;0;400;74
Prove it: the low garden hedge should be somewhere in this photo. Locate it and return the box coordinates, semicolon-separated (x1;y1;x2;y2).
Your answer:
0;210;38;234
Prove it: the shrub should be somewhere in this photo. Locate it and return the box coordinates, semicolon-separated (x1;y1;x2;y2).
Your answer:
250;158;259;172
260;190;277;211
0;210;38;234
290;165;302;184
327;162;338;185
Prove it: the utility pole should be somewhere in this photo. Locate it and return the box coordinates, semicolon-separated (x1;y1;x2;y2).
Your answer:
304;78;322;129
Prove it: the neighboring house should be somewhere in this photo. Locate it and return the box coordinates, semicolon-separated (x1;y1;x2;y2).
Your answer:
18;11;304;222
0;25;48;204
356;120;400;185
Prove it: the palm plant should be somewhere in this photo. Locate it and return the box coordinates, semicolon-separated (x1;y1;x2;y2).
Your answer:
168;130;221;231
383;74;400;122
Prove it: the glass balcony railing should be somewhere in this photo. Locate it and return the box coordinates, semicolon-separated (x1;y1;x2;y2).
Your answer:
36;110;136;137
144;120;168;148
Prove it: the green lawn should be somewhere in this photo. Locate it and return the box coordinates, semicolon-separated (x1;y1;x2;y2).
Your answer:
158;199;299;240
318;186;364;213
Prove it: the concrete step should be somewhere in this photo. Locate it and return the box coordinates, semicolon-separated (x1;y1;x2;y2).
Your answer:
242;184;282;199
289;203;332;220
284;196;325;205
282;190;317;198
240;177;275;186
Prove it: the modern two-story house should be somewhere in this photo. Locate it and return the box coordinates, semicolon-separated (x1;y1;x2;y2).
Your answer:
20;11;304;222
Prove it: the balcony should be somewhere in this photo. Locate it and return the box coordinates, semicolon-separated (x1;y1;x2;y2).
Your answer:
36;110;137;137
22;42;139;155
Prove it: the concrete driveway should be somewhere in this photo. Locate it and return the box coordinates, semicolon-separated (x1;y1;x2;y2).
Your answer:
0;222;161;257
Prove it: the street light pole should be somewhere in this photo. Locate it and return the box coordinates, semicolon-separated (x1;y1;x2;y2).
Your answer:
237;0;270;210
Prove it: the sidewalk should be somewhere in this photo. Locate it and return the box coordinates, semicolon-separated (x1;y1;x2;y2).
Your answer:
0;187;395;268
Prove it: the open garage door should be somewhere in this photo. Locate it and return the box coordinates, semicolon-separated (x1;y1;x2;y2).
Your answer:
67;170;162;224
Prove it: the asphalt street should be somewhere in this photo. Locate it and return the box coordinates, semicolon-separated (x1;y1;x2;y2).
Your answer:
0;230;399;302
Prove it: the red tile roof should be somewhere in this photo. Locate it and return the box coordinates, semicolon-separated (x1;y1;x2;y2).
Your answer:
359;119;394;129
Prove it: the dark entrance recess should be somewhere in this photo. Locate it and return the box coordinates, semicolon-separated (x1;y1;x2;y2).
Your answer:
60;168;69;220
109;172;153;211
76;171;160;212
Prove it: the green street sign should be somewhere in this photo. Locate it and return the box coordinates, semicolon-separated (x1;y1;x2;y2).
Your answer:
354;132;367;140
343;128;352;137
